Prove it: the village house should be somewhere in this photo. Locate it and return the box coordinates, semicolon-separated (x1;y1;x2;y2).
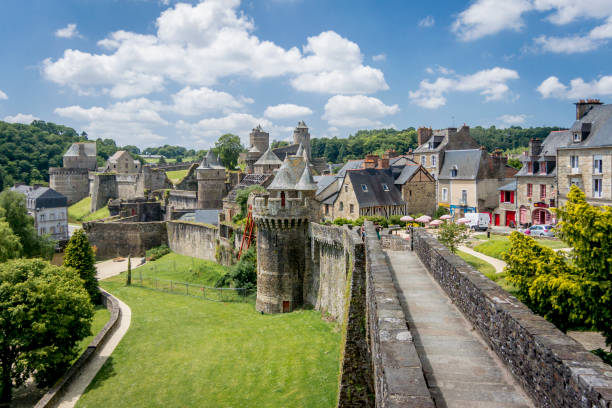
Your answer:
105;150;141;173
11;184;69;242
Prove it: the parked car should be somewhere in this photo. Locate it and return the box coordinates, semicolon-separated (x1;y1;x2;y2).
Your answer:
463;213;490;231
521;224;555;237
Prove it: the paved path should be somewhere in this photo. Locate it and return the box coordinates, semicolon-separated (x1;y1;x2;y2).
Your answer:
96;257;145;280
458;245;506;274
55;296;131;408
386;249;533;408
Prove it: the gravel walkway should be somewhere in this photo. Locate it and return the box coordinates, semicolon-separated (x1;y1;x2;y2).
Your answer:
458;245;506;274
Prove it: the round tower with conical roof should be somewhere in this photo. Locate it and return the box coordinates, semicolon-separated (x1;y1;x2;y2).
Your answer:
253;154;318;313
196;150;226;209
293;121;311;161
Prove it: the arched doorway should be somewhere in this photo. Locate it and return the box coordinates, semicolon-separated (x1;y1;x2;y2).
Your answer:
519;206;528;225
532;208;551;225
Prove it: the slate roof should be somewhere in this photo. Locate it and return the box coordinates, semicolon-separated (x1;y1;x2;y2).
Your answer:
438;149;483;180
296;120;308;129
197;150;224;169
178;209;219;225
295;165;317;191
394;164;420;185
108;150;129;162
498;180;517;191
336;160;364;177
321;192;338;205
565;104;612;148
225;174;272;202
347;168;404;208
272;143;299;161
539;130;572;156
254;147;282;166
268;156;306;190
314;175;336;195
64;142;96;157
11;185;67;208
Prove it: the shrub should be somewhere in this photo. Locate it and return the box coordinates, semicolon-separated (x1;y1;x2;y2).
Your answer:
64;229;99;303
216;247;257;290
434;206;450;218
146;244;170;261
437;222;469;253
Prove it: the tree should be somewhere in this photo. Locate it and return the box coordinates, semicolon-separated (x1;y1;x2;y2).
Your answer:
507;157;523;170
0;259;93;403
0;210;22;262
158;156;167;165
437;222;469;253
64;229;99;303
214;133;243;169
126;254;132;286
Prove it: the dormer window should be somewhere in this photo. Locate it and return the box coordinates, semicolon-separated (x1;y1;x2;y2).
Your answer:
361;184;368;192
382;184;389;191
527;162;533;174
540;162;547;175
573;133;581;143
450;166;458;178
428;142;433;149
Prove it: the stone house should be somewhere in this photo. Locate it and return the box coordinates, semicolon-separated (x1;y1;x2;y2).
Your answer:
253;147;282;174
557;100;612;207
493;180;517;227
11;185;69;242
105;150;140;173
437;149;517;218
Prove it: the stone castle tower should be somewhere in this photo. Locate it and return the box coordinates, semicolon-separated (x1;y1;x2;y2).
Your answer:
253;153;318;313
245;125;270;173
196;150;226;209
49;142;97;205
293;121;311;161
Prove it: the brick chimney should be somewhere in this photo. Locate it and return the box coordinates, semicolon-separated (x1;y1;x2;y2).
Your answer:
417;127;433;146
529;138;542;156
385;149;398;158
575;99;603;120
364;154;379;169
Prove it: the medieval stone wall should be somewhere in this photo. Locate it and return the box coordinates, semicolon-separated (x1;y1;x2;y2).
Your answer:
412;228;612;408
83;221;167;260
174;163;199;191
166;221;217;261
402;179;436;216
91;174;118;212
49;167;90;205
168;190;198;210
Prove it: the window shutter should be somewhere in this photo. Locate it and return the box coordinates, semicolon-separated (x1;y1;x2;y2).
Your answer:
500;191;504;202
510;191;514;203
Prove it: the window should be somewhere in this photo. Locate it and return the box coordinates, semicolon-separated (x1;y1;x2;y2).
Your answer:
540;162;547;175
527;162;533;174
527;183;532;197
540;184;546;200
325;204;329;215
349;204;354;214
431;156;436;167
421;155;426;166
461;190;467;204
571;155;579;172
593;178;603;198
451;166;458;178
500;191;514;203
382;184;389;191
339;202;344;211
442;188;448;201
428;142;433;149
593;155;603;174
361;184;368;192
344;185;348;192
573;132;581;142
570;177;582;189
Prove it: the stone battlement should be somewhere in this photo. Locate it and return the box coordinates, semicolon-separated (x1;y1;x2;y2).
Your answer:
253;196;312;220
49;167;89;175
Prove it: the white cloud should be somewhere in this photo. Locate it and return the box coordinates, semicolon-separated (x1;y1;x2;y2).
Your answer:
264;104;313;119
0;90;7;100
176;113;273;147
452;0;532;41
3;113;39;124
43;1;387;98
537;75;612;99
418;16;435;27
532;16;612;53
409;67;519;109
533;0;612;25
499;114;527;125
171;86;253;115
425;67;434;74
322;95;399;127
55;23;82;39
372;53;386;62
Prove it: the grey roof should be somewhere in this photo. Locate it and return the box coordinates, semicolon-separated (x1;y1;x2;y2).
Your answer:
64;142;96;157
394;164;420;185
565;104;612;148
178;209;219;225
11;185;67;208
336;160;364;177
108;150;128;162
198;150;224;169
314;175;336;195
321;192;338;205
389;156;416;167
254;147;282;166
268;156;310;190
540;130;572;156
248;145;260;153
295;143;304;157
225;174;272;202
347;169;405;208
295;165;317;191
296;120;308;129
438;149;483;180
498;180;517;191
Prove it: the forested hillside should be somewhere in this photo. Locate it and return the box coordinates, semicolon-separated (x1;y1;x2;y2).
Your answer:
0;120;85;189
470;126;564;152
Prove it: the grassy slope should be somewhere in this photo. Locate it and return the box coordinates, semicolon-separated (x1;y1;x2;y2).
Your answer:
77;278;341;408
133;252;229;286
456;250;496;276
165;169;188;184
472;235;568;260
68;197;110;223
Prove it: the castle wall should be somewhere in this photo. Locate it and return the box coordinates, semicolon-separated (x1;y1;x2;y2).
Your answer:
167;221;217;261
168;190;198;210
83;221;167;260
49;167;90;205
116;174;140;199
174;163;199;191
197;168;226;209
143;167;173;193
91;174;118;212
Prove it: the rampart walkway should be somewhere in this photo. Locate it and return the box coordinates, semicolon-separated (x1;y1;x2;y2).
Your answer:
385;249;533;408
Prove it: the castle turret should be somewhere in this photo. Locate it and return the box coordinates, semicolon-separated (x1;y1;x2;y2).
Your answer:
253;155;319;313
196;150;226;209
293;121;311;161
250;125;269;155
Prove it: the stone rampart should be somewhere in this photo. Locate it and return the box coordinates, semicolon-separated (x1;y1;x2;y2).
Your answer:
49;167;90;205
167;221;217;261
412;228;612;408
168;190;198;210
174;163;199;191
91;173;118;212
363;222;435;407
83;221;167;260
381;235;410;251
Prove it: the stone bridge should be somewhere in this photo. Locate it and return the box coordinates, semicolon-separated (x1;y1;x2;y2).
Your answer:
345;221;612;408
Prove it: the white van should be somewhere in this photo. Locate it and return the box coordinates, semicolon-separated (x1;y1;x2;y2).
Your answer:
463;213;490;231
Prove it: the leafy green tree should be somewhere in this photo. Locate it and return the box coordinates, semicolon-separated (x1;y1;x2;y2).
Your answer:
434;206;450;218
126;254;132;286
0;259;93;403
64;229;99;303
216;247;257;290
0;209;21;261
214;133;244;169
158;156;167;165
437;222;469;253
507;157;523;170
235;185;266;219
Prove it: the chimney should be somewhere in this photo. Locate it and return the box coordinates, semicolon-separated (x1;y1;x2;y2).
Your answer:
364;154;378;169
492;149;502;158
379;157;390;169
385;149;398;158
529;138;542;156
575;99;602;120
417;127;433;146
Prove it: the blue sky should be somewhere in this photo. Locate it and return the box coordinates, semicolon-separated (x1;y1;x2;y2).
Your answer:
1;0;612;149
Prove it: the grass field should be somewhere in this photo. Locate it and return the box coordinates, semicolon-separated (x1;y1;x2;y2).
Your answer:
165;169;188;184
75;305;111;359
132;252;230;287
76;277;341;408
456;250;496;275
471;234;568;260
68;197;110;223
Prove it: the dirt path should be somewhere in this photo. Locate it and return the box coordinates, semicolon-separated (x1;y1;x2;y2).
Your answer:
96;257;145;280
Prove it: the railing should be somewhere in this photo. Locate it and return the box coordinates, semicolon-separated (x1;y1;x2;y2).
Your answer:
132;274;251;302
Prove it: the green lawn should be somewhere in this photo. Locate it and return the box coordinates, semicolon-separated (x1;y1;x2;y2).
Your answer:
456;250;496;275
133;252;230;287
68;197;110;223
76;278;341;408
75;305;111;359
165;169;188;184
472;234;568;260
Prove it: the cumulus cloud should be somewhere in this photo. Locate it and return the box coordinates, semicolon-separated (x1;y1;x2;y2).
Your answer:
55;23;82;39
322;95;399;127
0;90;7;100
499;114;527;125
176;113;274;147
532;16;612;53
409;67;519;109
42;1;387;98
452;0;532;41
170;86;253;115
537;75;612;99
372;53;386;62
3;113;39;124
418;16;435;27
533;0;612;25
264;104;313;119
